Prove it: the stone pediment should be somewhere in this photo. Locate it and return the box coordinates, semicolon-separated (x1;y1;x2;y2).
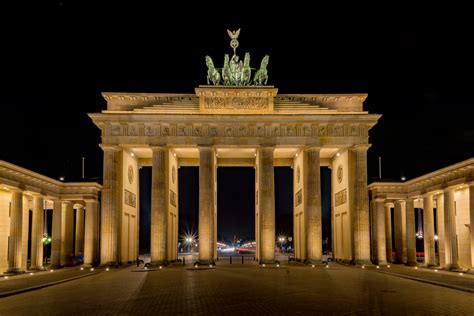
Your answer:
195;86;278;114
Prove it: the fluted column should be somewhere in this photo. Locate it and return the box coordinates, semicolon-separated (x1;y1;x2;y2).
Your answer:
444;188;459;270
305;147;322;263
63;201;74;265
374;198;387;264
349;145;371;264
75;204;85;256
30;195;44;270
84;200;99;267
198;146;215;264
258;146;276;264
469;183;474;268
405;198;417;266
394;200;407;264
100;145;121;266
151;146;168;265
7;189;24;273
385;203;393;263
423;193;436;266
435;193;446;268
51;199;62;268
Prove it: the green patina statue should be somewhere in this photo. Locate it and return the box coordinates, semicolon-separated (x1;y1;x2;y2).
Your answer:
253;55;269;86
205;55;221;85
204;29;270;86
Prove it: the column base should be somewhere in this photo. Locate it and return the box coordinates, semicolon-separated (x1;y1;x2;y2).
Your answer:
149;260;169;267
196;259;215;266
5;268;25;274
28;266;46;272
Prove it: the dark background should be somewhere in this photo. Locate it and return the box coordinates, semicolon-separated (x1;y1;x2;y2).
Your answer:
2;3;473;249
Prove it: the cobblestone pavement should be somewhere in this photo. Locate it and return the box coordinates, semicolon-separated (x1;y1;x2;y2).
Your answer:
0;263;473;315
368;264;474;292
0;267;97;296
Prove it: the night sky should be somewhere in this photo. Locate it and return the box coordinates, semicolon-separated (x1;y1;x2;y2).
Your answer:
2;4;473;249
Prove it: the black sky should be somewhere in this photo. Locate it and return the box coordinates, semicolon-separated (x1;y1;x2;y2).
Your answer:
1;3;473;247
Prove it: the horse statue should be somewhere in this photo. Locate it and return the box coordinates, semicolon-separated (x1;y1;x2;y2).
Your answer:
241;52;251;85
205;56;221;85
221;54;231;85
253;55;269;86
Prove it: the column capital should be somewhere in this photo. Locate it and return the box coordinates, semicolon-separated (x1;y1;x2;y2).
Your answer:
150;145;167;151
350;144;371;152
99;144;120;152
305;146;322;152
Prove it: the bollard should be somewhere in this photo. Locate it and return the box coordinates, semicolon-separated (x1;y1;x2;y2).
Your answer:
242;256;244;264
230;256;232;264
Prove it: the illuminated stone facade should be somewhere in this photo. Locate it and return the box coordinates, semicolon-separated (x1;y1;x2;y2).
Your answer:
369;158;474;270
90;86;380;265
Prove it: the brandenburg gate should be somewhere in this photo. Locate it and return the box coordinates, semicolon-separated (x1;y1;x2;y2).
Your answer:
89;30;380;266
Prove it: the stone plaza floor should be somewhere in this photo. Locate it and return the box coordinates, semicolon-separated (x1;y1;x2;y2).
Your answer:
1;262;473;315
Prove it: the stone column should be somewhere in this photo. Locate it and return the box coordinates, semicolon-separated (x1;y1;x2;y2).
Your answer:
7;189;24;273
75;204;85;256
258;146;276;264
405;198;417;266
51;199;62;268
100;145;121;266
348;145;371;264
198;146;215;265
151;146;168;265
30;195;44;270
394;200;407;264
63;201;74;265
423;193;436;266
84;200;99;267
444;188;459;270
469;183;474;269
385;203;393;263
435;193;446;268
374;198;387;264
305;147;322;263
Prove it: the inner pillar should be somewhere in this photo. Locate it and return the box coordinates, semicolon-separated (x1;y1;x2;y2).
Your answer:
75;204;85;256
6;189;24;273
198;146;215;265
394;200;407;264
258;146;276;264
374;198;387;264
444;188;459;269
150;146;168;265
423;193;436;266
305;147;322;263
30;195;44;270
405;198;417;266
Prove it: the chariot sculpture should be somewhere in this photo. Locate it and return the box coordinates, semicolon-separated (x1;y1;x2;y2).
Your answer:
205;29;270;86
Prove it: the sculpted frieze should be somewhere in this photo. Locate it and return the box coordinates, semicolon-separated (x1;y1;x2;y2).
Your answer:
106;123;363;138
